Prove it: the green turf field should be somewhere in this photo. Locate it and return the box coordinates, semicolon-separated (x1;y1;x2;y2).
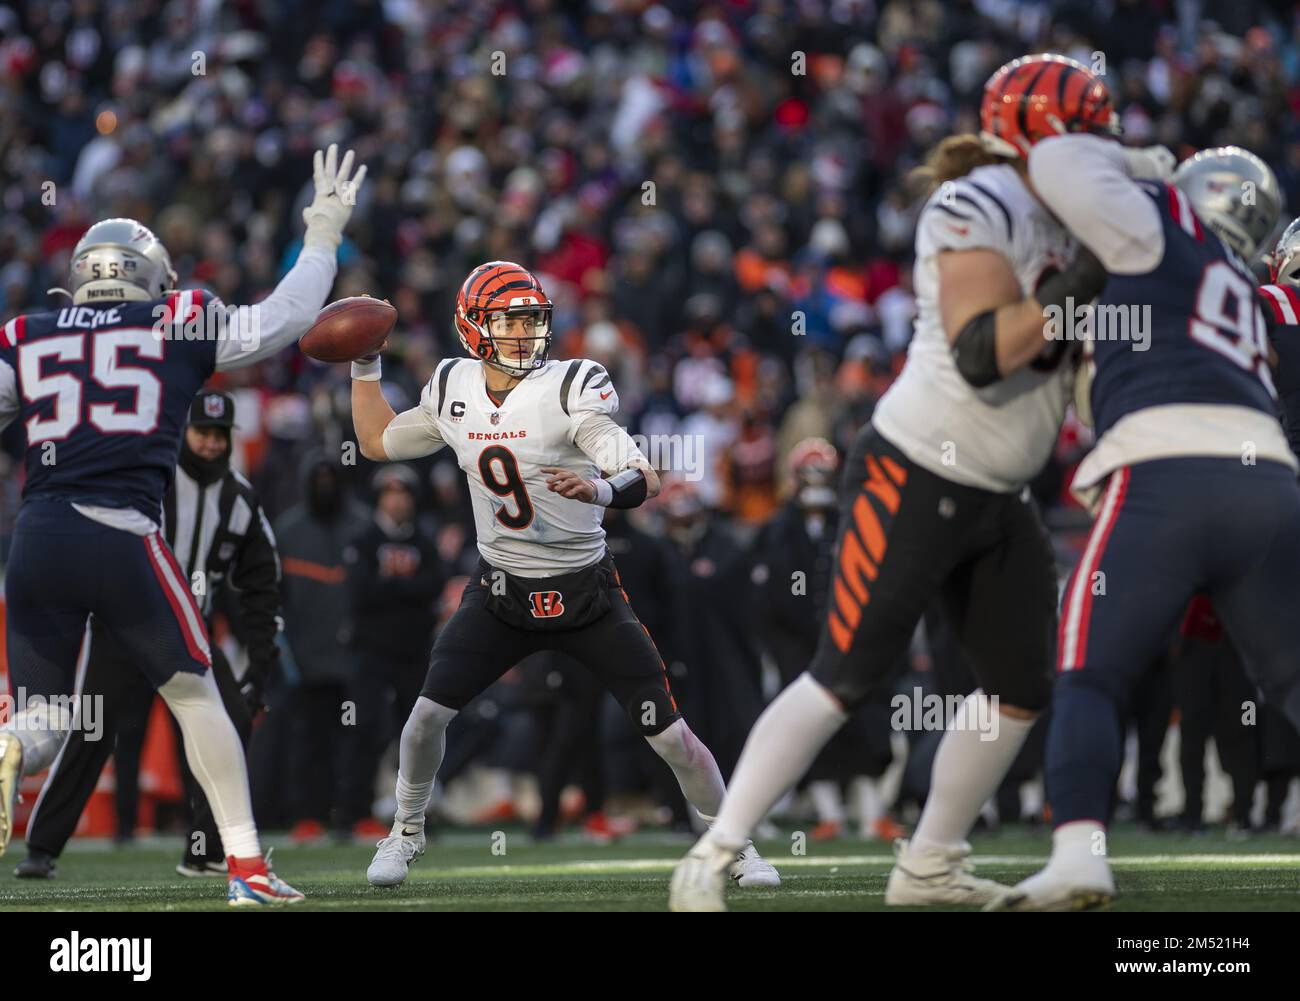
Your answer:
1;824;1297;911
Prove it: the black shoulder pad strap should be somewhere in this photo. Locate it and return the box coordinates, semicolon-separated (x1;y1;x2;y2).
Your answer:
437;359;460;417
559;359;583;416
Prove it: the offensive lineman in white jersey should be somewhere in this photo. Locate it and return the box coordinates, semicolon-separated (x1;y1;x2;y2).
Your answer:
349;260;779;888
671;54;1119;911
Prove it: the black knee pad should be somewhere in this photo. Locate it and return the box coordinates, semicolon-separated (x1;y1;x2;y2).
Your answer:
621;684;681;738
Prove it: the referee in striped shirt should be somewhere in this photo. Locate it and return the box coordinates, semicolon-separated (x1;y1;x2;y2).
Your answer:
14;391;283;879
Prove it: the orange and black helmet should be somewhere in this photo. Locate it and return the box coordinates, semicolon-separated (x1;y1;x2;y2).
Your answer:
455;261;553;375
979;54;1118;160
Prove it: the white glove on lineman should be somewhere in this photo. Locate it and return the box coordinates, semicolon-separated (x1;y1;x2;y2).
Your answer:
303;143;368;251
1119;144;1176;182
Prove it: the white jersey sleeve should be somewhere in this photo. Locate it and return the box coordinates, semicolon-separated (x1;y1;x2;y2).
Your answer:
381;376;446;460
563;360;618;439
563;360;647;474
1028;133;1164;275
915;175;1016;260
215;246;337;370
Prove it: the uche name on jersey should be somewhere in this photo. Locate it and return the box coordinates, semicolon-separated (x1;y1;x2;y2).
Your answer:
56;305;129;329
52;301;261;349
467;430;528;440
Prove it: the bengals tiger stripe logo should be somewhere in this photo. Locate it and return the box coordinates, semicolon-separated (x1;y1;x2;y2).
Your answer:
528;591;565;618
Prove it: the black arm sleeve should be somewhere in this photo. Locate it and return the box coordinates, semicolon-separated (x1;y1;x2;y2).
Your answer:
229;502;283;686
950;309;1000;388
608;467;649;509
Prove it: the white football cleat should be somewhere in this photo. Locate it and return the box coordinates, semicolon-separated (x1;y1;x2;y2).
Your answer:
730;842;781;888
885;838;1015;907
367;826;427;887
669;837;733;912
0;733;22;859
984;857;1116;911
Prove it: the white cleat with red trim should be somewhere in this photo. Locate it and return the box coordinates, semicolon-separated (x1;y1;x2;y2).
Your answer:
226;853;305;907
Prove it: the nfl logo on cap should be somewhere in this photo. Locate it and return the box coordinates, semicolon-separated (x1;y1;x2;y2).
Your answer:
189;390;235;429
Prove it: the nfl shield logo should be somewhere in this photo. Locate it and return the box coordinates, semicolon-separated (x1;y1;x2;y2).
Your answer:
490;412;501;425
204;396;225;418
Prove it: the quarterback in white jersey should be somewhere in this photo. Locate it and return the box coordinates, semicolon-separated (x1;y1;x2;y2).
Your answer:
403;352;633;576
672;54;1116;912
349;261;778;893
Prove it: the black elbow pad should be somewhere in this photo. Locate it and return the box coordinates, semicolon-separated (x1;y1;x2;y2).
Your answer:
608;467;649;509
950;309;1000;388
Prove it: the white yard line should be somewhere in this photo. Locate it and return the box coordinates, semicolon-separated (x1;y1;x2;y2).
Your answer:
407;853;1300;879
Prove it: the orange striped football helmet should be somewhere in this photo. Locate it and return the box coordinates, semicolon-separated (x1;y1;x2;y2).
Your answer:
455;261;553;375
979;54;1118;160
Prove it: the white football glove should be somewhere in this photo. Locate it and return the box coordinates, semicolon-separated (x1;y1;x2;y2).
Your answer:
1119;144;1176;182
303;144;368;251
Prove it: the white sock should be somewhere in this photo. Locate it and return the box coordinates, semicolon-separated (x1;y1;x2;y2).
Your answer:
911;691;1034;856
809;780;845;824
709;674;847;849
1049;819;1107;868
393;697;457;828
159;670;260;859
645;718;726;819
4;701;74;775
853;776;883;835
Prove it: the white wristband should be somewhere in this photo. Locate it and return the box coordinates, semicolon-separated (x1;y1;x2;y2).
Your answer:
589;478;613;506
351;356;381;381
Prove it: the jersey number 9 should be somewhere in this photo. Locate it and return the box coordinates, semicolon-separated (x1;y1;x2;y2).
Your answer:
478;445;534;530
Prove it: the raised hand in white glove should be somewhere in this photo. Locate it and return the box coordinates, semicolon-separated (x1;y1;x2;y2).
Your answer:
1119;144;1176;182
303;143;368;251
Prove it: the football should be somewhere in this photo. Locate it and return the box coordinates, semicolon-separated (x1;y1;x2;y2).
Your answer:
299;296;397;362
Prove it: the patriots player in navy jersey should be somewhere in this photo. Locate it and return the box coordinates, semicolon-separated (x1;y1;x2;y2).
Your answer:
990;138;1300;910
0;144;367;905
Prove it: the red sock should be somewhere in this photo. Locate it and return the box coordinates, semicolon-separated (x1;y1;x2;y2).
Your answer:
227;855;267;879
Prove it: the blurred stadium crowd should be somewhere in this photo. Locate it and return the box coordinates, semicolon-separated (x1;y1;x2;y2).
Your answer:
2;0;1300;842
